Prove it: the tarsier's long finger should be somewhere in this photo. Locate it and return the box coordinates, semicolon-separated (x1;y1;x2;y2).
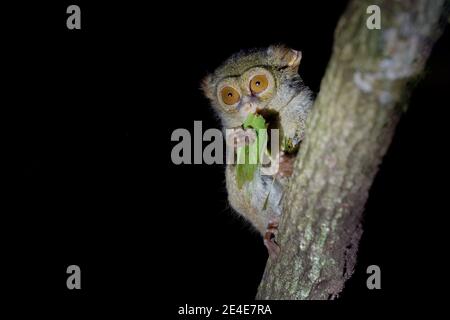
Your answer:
267;219;279;228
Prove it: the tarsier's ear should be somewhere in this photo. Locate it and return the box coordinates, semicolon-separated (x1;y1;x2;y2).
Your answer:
268;45;302;71
201;74;215;101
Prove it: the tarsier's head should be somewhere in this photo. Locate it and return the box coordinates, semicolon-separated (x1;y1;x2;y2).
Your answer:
202;45;303;128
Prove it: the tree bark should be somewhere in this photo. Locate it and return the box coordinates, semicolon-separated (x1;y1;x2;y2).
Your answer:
257;0;449;300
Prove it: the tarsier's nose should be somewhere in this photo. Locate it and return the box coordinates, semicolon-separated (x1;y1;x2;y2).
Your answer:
239;102;257;117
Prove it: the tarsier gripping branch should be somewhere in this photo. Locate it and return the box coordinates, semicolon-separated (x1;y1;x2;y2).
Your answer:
201;45;314;257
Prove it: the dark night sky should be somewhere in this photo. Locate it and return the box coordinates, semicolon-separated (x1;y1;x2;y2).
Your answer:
4;0;449;316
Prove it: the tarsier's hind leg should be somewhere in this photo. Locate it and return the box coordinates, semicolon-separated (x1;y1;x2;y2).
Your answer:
264;218;280;259
262;152;295;258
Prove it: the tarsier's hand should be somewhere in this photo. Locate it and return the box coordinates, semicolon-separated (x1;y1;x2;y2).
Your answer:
226;128;257;149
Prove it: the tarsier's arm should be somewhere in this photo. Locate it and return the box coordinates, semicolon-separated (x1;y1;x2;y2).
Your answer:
226;92;314;233
279;88;314;152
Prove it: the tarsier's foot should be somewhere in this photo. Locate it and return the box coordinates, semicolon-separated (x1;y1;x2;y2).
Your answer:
264;219;280;259
278;152;295;177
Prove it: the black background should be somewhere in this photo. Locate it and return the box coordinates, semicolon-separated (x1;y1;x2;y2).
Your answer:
5;0;449;316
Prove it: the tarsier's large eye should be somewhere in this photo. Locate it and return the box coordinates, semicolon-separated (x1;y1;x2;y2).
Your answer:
221;86;240;105
250;74;269;94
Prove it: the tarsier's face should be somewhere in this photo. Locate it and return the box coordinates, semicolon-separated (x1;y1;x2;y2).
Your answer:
202;45;302;129
216;67;276;120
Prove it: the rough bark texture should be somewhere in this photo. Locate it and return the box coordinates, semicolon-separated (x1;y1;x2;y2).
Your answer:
257;0;449;300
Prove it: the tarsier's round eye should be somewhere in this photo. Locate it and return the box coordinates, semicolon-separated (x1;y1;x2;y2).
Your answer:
250;74;269;94
221;86;240;105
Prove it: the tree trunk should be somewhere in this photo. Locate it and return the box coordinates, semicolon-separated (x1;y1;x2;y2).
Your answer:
257;0;449;300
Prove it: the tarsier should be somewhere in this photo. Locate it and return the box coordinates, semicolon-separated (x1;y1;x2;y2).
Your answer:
202;45;314;257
